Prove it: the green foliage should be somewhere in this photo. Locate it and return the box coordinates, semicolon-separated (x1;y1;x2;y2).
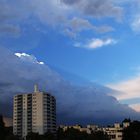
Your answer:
122;118;131;123
90;131;109;140
123;121;140;140
44;132;55;140
5;135;19;140
25;128;109;140
26;132;42;140
26;132;56;140
0;115;5;140
57;128;109;140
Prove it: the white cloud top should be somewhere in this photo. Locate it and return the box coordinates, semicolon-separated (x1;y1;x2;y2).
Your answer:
87;38;116;49
75;38;116;49
15;53;44;65
130;104;140;112
108;75;140;112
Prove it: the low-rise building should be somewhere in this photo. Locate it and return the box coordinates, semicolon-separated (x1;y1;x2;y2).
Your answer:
103;123;123;140
59;121;130;140
103;122;130;140
59;124;100;134
87;124;101;134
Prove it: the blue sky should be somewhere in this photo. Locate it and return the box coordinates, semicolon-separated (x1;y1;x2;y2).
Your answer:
1;0;140;116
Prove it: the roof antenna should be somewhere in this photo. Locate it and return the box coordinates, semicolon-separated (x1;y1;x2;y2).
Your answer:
34;84;39;93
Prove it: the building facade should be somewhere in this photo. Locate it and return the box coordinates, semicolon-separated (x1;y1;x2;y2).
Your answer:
103;123;123;140
13;85;56;138
59;124;101;134
103;122;130;140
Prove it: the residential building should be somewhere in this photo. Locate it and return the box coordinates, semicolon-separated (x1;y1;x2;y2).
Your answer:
87;125;101;134
13;85;56;138
103;122;130;140
103;123;123;140
59;124;100;134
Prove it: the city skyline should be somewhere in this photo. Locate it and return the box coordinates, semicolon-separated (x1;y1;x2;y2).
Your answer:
1;0;140;124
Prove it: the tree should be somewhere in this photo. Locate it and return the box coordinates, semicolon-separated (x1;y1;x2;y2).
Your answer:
123;121;140;140
90;131;109;140
122;118;131;123
44;132;55;140
57;127;109;140
5;135;19;140
0;115;6;140
26;132;42;140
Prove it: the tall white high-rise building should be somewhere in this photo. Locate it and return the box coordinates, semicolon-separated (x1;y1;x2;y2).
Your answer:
13;85;56;138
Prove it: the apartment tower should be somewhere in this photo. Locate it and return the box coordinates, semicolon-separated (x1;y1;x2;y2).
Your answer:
13;85;56;138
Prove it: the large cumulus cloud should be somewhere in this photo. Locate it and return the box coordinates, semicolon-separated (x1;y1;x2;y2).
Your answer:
0;46;139;125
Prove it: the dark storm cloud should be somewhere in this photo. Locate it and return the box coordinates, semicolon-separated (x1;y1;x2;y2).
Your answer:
0;47;139;124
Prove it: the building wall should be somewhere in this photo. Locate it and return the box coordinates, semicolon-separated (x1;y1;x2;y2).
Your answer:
22;94;28;137
13;95;23;136
27;94;32;134
43;94;56;133
103;124;123;140
32;93;44;134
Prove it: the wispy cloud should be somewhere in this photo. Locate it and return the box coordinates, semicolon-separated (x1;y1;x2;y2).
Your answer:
0;0;121;38
61;0;123;21
75;38;117;49
67;17;93;32
131;16;140;32
2;0;140;38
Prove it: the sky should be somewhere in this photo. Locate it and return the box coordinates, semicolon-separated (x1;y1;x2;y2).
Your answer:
1;0;140;124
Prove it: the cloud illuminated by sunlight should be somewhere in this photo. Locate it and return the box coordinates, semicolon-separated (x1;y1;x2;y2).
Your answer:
75;38;117;49
108;76;140;100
